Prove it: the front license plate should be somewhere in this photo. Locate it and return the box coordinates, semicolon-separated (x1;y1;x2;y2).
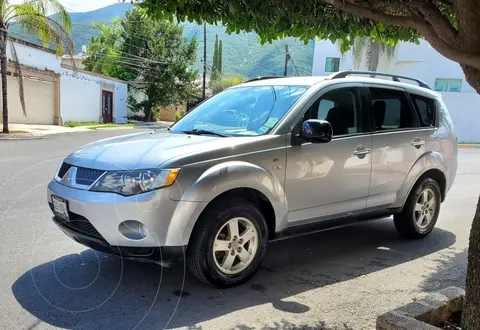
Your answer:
52;195;69;220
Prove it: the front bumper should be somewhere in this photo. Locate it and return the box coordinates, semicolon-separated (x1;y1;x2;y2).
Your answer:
52;215;186;261
47;180;208;250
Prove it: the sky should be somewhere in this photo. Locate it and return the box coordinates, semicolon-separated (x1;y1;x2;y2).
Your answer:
10;0;126;13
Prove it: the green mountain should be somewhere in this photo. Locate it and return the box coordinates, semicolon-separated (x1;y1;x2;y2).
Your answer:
9;3;314;79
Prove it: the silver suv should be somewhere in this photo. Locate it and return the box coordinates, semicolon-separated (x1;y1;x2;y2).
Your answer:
47;71;458;288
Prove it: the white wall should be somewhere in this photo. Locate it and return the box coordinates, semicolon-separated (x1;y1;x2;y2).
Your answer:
392;40;474;92
60;68;128;123
312;40;353;76
441;93;480;143
312;38;480;142
7;41;61;72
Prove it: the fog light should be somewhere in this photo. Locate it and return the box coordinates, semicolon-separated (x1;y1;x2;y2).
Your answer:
119;220;148;240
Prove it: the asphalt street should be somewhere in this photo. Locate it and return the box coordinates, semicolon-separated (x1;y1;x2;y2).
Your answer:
0;129;478;330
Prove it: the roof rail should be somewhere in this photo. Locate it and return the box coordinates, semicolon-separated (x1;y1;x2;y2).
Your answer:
246;76;283;83
328;70;432;89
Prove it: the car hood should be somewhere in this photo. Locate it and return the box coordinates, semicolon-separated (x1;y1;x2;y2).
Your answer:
64;130;259;170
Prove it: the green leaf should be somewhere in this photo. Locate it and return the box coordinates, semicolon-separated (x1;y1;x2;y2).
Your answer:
378;22;385;33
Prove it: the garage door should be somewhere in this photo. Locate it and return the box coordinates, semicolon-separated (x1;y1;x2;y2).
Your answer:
1;75;54;124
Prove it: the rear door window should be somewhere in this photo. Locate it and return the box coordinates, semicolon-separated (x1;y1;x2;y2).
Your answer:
411;94;436;127
369;87;418;130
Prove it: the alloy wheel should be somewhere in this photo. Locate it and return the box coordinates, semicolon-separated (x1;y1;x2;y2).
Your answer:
213;217;258;275
414;187;437;229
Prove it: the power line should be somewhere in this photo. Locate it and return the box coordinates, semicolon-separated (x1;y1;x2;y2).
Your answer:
9;29;168;66
8;32;165;78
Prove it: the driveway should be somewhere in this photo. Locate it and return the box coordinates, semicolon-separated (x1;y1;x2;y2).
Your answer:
0;130;477;330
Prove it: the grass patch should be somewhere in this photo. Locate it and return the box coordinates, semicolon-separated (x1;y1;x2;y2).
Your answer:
87;123;135;130
64;122;135;129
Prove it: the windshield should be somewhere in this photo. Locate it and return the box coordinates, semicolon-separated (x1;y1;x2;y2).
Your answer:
171;85;308;136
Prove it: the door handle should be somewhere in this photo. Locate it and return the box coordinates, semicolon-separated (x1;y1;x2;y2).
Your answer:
411;138;425;148
353;145;371;157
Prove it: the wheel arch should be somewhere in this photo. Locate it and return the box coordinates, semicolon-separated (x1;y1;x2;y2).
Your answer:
166;161;287;246
395;152;448;210
191;188;277;241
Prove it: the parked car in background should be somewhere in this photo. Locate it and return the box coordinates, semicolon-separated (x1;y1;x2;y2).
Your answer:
47;71;458;288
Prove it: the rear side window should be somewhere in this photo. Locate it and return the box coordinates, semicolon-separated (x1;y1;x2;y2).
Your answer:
369;87;417;130
411;94;436;127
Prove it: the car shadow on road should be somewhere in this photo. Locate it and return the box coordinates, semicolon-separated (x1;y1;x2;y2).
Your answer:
12;218;455;329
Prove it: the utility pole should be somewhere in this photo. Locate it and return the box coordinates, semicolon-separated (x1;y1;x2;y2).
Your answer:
202;22;207;100
284;45;290;77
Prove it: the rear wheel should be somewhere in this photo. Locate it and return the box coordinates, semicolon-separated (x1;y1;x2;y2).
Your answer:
187;198;268;288
394;178;441;239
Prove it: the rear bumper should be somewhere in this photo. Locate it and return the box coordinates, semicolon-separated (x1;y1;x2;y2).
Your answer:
52;216;186;261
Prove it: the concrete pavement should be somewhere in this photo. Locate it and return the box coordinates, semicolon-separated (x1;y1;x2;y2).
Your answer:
0;130;477;330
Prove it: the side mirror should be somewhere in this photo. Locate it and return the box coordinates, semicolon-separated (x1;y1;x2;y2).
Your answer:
300;119;333;143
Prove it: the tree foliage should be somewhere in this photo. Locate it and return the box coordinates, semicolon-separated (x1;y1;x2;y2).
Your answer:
140;0;480;94
83;19;124;78
210;33;223;84
348;37;395;72
218;39;222;73
0;0;74;133
210;75;245;95
84;6;198;122
123;8;198;121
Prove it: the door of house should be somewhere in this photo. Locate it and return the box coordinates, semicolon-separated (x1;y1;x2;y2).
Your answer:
102;90;113;123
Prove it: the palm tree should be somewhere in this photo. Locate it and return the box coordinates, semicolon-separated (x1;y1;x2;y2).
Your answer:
0;0;74;133
351;37;395;72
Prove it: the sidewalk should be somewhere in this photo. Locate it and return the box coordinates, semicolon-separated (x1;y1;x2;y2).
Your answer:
0;123;91;140
0;121;173;140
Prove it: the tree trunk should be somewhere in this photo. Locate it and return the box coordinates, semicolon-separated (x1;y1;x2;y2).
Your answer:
462;65;480;94
0;31;8;134
462;195;480;330
454;0;480;95
457;3;480;325
368;40;380;72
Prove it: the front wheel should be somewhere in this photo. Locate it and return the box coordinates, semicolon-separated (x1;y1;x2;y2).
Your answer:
187;199;268;288
394;178;441;239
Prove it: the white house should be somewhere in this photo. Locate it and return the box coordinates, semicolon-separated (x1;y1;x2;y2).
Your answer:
312;39;480;143
0;38;128;126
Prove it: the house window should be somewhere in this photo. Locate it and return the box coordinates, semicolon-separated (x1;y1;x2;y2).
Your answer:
434;78;462;92
325;57;340;72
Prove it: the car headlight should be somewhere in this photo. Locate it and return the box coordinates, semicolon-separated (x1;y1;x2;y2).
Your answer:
90;168;181;196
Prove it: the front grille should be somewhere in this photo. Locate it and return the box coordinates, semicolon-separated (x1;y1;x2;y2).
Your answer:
52;208;104;240
75;167;105;186
65;218;103;238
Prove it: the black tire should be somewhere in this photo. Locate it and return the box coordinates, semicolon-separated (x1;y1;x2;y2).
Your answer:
187;198;268;288
394;177;441;239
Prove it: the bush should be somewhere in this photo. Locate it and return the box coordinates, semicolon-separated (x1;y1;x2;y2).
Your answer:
176;110;186;121
210;76;246;94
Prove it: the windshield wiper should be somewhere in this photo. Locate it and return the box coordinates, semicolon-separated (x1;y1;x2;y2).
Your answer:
181;129;228;137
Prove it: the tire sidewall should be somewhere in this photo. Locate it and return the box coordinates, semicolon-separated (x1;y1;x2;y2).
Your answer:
196;200;268;287
410;179;441;234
